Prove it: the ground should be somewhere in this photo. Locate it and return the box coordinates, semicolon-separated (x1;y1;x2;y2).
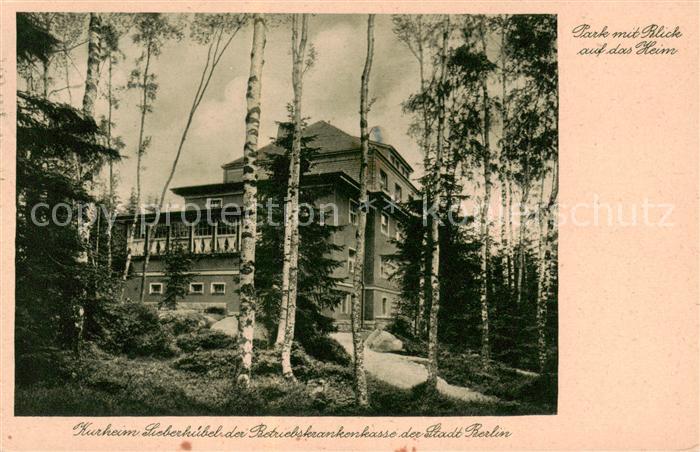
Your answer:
331;332;497;403
15;309;550;416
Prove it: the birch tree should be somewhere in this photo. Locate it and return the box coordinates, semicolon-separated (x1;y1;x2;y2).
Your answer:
350;13;375;407
279;13;311;380
137;14;247;302
391;15;437;336
237;14;267;386
76;12;103;265
100;24;122;271
426;16;450;388
476;16;494;364
120;14;181;291
497;15;515;291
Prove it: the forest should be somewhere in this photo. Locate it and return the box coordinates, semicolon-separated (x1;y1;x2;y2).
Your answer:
15;12;558;416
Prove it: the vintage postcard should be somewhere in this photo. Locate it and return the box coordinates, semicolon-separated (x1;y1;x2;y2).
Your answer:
0;1;697;450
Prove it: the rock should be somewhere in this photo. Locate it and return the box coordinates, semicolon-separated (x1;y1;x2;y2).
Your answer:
211;315;268;341
365;329;403;353
203;315;220;327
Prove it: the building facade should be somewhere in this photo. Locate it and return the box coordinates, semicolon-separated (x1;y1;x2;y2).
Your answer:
122;121;418;329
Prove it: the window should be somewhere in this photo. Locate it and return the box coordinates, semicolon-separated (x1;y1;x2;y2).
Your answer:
379;169;388;191
153;224;169;238
381;297;388;316
206;198;222;209
217;220;238;236
149;283;163;295
348;248;356;275
394;183;402;203
189;283;204;294
171;223;189;238
341;294;351;314
349;200;358;226
380;213;389;236
194;222;214;237
211;282;226;295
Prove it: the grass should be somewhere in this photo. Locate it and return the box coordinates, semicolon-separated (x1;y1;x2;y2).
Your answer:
384;330;557;414
14;347;537;416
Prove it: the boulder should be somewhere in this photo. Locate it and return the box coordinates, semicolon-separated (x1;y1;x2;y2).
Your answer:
211;316;268;341
203;315;222;327
365;329;403;353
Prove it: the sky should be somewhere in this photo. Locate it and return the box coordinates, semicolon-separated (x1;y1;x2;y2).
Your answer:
45;14;425;208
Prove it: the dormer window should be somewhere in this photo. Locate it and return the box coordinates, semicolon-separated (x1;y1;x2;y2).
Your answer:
206;198;222;209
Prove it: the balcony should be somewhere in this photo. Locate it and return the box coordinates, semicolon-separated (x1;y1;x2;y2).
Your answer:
128;221;241;257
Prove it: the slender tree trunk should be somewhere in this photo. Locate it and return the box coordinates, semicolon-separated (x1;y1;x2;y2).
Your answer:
421;228;433;337
507;167;515;289
94;207;101;264
536;163;557;372
478;21;492;365
106;57;114;272
137;46;155;303
122;41;152;297
41;60;49;99
63;41;73;104
82;13;102;116
415;16;431;337
350;14;375;408
498;20;512;290
281;13;309;380
516;183;530;305
480;18;493;366
535;178;549;372
426;16;449;388
237;14;266;387
78;12;102;265
138;25;242;303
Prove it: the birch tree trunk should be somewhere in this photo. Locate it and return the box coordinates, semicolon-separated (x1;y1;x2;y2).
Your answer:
426;16;449;388
350;14;374;408
82;13;102;117
139;18;245;303
536;163;557;372
136;45;155;304
416;16;431;337
237;14;266;386
123;45;152;286
478;20;492;365
106;56;114;271
78;12;102;265
516;183;530;305
498;20;512;290
281;13;309;380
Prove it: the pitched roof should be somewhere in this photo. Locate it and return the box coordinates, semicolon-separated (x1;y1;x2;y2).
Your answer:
221;120;413;172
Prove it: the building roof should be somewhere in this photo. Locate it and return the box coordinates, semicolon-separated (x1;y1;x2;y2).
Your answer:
221;120;414;174
172;171;359;198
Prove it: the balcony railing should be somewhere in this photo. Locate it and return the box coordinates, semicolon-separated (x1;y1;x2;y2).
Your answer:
128;222;240;257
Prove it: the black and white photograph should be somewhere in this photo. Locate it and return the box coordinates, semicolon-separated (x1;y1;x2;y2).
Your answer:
14;11;558;417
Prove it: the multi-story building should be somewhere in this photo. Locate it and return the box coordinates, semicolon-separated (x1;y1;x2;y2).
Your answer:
122;121;418;329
